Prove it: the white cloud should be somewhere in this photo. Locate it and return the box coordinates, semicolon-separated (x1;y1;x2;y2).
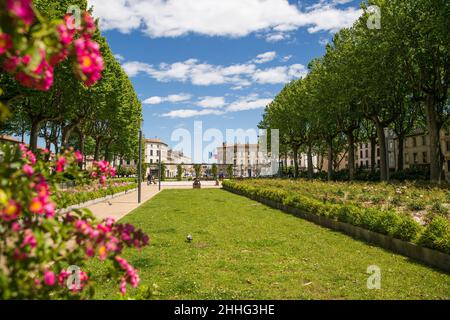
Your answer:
226;95;273;112
123;55;307;87
89;0;362;41
252;64;307;84
281;55;293;62
162;109;224;119
161;94;273;118
197;96;226;108
114;54;125;62
253;51;277;64
143;93;192;105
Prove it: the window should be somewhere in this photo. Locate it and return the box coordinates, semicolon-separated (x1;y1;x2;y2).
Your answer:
365;150;369;158
366;160;369;167
412;137;417;147
422;152;427;163
413;153;418;164
422;136;427;146
377;148;380;157
150;159;153;164
157;150;160;156
447;141;450;152
405;153;410;164
360;150;363;158
150;150;153;156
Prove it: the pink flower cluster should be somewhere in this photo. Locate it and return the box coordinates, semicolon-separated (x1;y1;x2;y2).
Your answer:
74;36;103;86
1;4;103;91
115;256;140;295
14;229;37;261
91;160;116;185
29;179;56;218
19;144;36;164
58;269;89;292
6;0;34;26
75;218;121;260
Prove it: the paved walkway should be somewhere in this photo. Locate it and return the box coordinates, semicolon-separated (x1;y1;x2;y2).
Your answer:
85;181;222;221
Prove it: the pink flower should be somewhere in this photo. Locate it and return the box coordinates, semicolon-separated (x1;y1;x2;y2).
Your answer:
21;229;37;248
2;200;21;221
0;33;12;55
44;202;56;218
74;37;104;86
29;197;44;214
83;12;96;34
43;271;56;286
57;23;74;46
120;278;127;295
6;0;35;26
110;167;116;177
12;222;21;231
23;164;34;176
36;181;50;201
26;150;36;164
56;156;66;172
99;175;107;185
3;55;20;72
74;150;83;163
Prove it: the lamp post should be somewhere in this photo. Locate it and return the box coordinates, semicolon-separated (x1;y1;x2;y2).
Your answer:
158;146;162;191
138;119;143;203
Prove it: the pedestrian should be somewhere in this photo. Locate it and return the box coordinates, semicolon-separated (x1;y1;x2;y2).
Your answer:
147;172;152;186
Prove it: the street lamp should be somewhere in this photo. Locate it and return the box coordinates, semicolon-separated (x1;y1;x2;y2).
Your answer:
138;119;144;203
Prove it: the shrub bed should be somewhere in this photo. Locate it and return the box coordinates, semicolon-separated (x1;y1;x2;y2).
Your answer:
54;182;137;209
223;180;450;254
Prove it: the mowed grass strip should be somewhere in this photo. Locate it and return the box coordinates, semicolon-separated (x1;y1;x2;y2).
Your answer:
89;189;450;300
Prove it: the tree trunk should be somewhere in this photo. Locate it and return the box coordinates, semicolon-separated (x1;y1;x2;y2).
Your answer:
425;96;442;182
104;139;113;161
292;145;299;178
29;120;41;153
327;138;333;181
79;130;85;170
94;137;102;161
397;135;404;171
347;131;355;181
307;144;314;179
374;121;387;181
370;137;376;172
61;125;76;149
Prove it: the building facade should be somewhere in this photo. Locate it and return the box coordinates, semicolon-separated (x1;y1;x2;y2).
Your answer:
216;143;318;177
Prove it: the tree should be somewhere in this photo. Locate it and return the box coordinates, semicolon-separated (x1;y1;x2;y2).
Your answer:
176;164;184;181
211;163;218;180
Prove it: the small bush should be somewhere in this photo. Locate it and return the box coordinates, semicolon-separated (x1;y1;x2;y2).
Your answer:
418;216;450;254
407;199;427;211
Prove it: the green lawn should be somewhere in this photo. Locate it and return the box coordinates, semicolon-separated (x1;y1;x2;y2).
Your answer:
89;189;450;300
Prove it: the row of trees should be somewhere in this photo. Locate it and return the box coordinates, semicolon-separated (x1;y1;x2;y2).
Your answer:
0;0;142;164
260;0;449;182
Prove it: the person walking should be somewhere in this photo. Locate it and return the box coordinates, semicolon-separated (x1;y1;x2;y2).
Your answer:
147;172;152;186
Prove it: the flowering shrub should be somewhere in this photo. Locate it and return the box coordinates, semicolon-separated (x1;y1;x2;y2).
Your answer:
0;0;104;90
0;143;149;299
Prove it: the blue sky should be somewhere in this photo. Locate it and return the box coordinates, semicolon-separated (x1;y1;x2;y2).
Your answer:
89;0;363;151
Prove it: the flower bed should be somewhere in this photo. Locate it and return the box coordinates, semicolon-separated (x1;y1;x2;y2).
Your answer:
222;179;450;255
54;181;137;209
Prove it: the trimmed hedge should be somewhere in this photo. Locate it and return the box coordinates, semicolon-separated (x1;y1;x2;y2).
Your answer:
223;180;450;255
54;182;137;209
